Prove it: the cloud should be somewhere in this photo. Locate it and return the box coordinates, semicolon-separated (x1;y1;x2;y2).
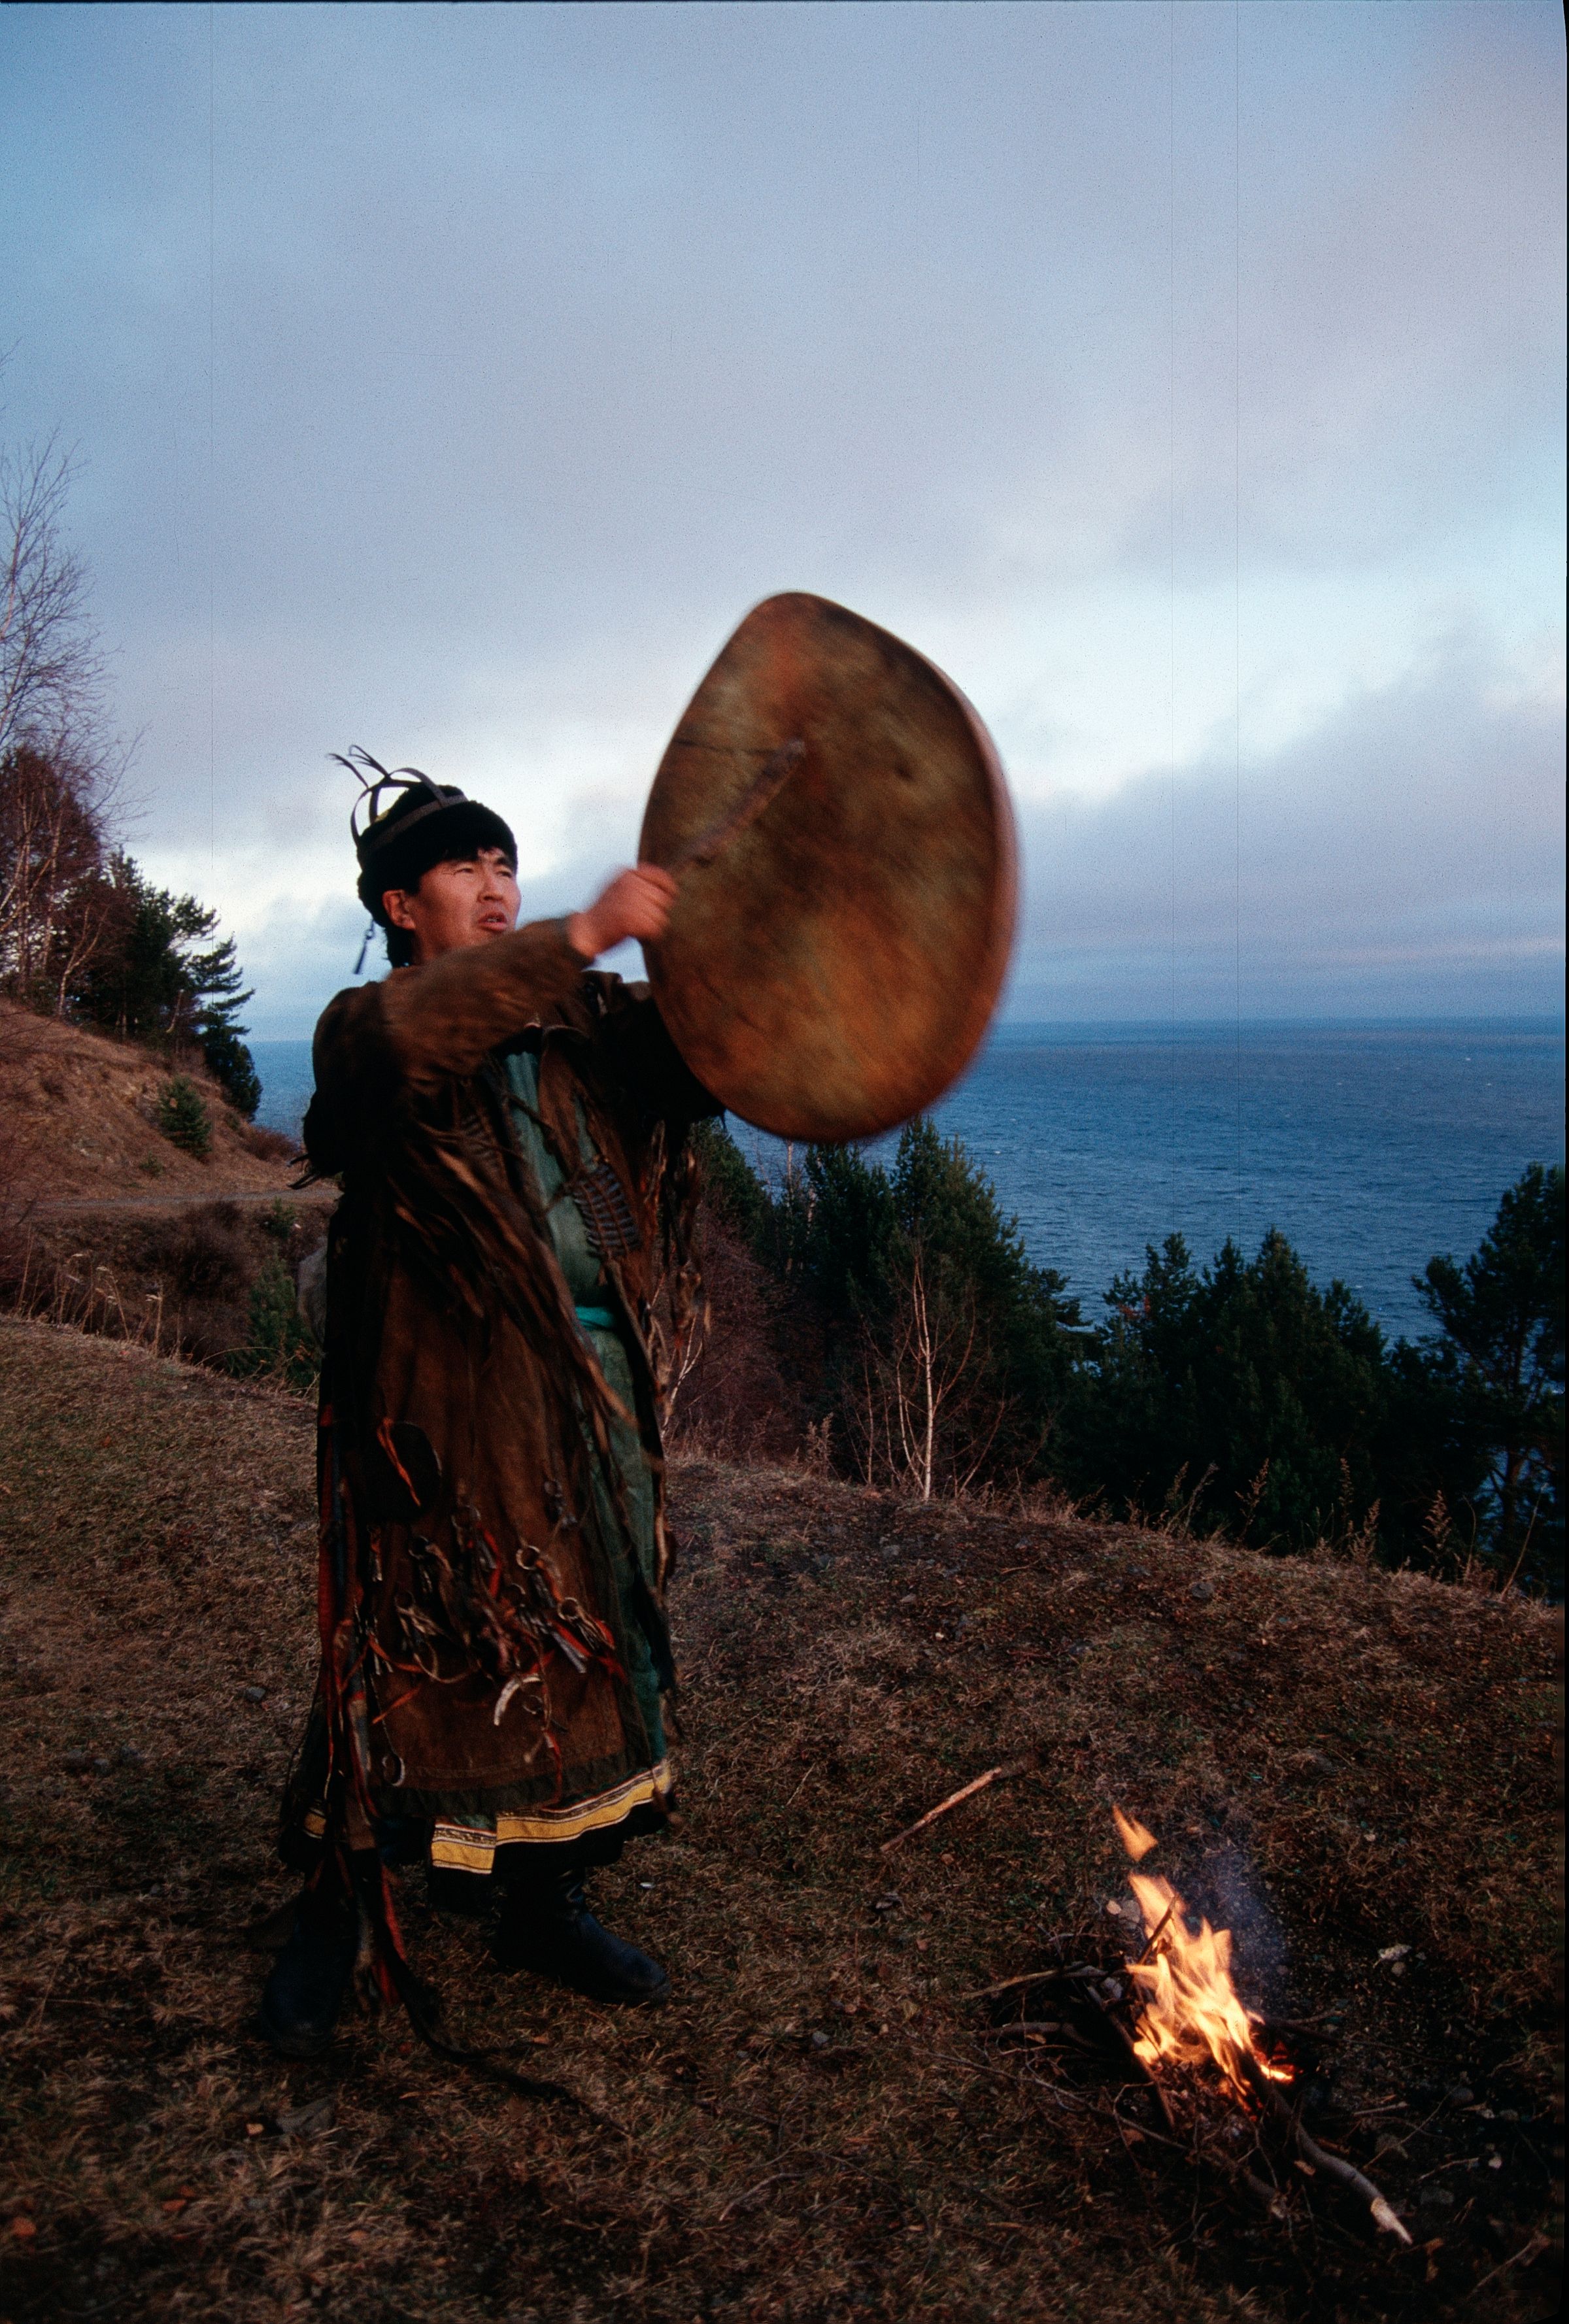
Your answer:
0;2;1561;1036
237;633;1562;1038
1009;639;1564;1019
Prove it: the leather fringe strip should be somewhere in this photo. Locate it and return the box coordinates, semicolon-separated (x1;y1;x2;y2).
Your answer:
345;1853;626;2137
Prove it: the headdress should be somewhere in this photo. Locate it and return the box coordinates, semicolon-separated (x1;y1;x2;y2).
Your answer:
335;748;517;930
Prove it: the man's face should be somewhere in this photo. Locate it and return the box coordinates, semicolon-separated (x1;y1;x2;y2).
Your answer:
382;847;521;964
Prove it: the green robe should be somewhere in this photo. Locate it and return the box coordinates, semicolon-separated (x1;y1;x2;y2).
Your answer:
501;1046;667;1769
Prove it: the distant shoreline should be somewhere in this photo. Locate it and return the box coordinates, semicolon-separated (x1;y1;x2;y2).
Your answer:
248;1009;1566;1046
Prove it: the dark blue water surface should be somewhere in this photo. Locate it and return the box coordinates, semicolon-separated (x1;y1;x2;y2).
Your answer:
252;1019;1564;1343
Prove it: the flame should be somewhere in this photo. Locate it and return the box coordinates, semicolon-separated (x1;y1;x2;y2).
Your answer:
1112;1804;1158;1861
1113;1814;1289;2098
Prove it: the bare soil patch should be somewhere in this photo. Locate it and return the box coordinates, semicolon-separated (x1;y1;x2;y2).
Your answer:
0;1320;1559;2322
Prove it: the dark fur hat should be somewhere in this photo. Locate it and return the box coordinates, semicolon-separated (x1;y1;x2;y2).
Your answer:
340;750;517;929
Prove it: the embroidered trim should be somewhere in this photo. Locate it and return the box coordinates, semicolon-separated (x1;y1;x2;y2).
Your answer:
571;1157;643;1257
429;1760;673;1874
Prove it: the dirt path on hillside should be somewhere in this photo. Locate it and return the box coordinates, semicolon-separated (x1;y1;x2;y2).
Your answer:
33;1189;338;1217
0;1318;1559;2323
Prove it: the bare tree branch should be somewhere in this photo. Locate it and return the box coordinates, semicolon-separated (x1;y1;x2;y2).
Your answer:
1;433;109;766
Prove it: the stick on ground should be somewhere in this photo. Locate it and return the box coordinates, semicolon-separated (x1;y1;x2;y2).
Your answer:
1240;2053;1411;2244
880;1761;1027;1854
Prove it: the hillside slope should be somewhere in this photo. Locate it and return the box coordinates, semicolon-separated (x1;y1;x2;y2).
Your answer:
0;1319;1559;2324
0;1000;297;1205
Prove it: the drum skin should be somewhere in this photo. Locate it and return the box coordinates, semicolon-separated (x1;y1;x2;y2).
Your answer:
638;592;1017;1143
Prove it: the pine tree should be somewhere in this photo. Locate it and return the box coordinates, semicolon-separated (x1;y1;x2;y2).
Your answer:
1061;1228;1394;1551
1415;1162;1565;1587
156;1075;212;1158
71;853;261;1115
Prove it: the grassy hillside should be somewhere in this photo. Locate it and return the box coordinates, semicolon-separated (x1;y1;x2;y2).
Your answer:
0;1320;1559;2323
0;999;297;1206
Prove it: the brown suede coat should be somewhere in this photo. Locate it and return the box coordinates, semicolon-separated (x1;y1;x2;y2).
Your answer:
299;918;714;1846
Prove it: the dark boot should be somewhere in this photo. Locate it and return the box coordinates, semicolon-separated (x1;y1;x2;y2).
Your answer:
259;1889;358;2058
426;1866;496;1921
495;1872;669;2005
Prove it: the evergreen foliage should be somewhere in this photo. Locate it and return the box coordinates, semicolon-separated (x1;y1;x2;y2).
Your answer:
688;1119;777;1255
694;1122;1563;1589
155;1075;212;1158
1059;1229;1395;1549
1412;1162;1564;1587
72;853;261;1115
696;1117;1083;1497
228;1256;319;1393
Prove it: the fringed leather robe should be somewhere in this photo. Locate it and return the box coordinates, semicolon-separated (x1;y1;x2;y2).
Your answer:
284;917;716;1879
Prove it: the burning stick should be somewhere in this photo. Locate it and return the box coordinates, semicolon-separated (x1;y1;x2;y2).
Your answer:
880;1760;1026;1854
1110;1809;1413;2246
1236;2052;1411;2244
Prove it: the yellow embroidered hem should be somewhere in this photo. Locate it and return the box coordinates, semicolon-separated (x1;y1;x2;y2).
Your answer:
429;1760;673;1875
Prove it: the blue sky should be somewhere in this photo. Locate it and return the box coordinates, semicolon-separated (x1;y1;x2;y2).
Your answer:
1;1;1562;1034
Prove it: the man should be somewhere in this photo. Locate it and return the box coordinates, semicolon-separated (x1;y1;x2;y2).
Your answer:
263;766;715;2059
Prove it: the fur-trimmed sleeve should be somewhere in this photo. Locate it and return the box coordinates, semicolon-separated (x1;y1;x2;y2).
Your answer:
304;920;588;1170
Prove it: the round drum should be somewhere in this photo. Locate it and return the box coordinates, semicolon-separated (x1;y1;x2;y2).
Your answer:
638;592;1016;1142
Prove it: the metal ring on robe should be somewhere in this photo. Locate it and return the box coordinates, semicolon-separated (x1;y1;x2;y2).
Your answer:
637;592;1017;1143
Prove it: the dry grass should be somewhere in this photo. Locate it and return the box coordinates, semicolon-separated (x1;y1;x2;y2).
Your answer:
0;1318;1559;2323
0;998;299;1215
12;1198;331;1370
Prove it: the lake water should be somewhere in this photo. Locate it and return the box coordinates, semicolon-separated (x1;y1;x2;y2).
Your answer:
251;1018;1564;1343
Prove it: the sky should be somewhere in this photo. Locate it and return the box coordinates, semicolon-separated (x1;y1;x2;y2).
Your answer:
1;0;1563;1037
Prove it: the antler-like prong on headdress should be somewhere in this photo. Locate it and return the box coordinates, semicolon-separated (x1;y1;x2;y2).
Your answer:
333;747;454;854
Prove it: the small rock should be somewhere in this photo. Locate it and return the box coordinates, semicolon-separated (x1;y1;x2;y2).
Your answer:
1100;1978;1124;2002
873;1894;901;1913
1419;2185;1456;2208
62;1749;92;1774
115;1745;144;1768
91;1757;111;1776
275;2096;335;2138
1189;1579;1215;1603
1303;1753;1338;1778
1377;1944;1411;1964
809;2030;830;2051
241;1686;267;1705
1445;2083;1474;2105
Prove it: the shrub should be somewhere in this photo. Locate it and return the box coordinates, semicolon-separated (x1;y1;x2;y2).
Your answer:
156;1075;212;1158
227;1255;319;1393
243;1120;300;1162
157;1202;251;1300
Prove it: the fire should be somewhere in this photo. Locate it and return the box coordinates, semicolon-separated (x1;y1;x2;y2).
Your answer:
1112;1809;1289;2099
